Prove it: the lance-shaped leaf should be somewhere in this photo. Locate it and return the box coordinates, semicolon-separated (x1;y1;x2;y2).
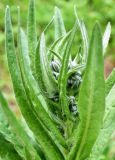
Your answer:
54;7;66;40
89;84;115;160
27;0;37;75
5;6;65;160
35;40;46;95
58;21;77;118
19;28;67;148
68;23;105;160
74;6;89;63
39;32;58;98
103;22;111;55
0;92;41;160
35;19;58;94
105;68;115;96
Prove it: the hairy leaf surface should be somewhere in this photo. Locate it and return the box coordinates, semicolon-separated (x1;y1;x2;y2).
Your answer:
59;21;77;118
27;0;37;75
89;84;115;160
54;7;66;40
5;6;64;160
69;23;105;160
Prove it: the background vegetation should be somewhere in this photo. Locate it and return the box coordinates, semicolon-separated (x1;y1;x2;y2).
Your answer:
0;0;115;159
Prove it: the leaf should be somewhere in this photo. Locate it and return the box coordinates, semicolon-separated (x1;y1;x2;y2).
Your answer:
48;31;71;62
0;107;25;160
67;64;85;78
58;21;77;118
0;125;26;160
47;36;63;61
19;29;66;150
80;21;89;62
0;133;22;160
68;23;105;160
104;84;115;120
27;0;37;75
74;6;89;63
36;17;55;83
39;32;58;97
0;92;41;160
105;68;115;96
54;7;66;40
43;16;54;33
89;84;115;160
103;22;111;55
49;49;62;62
35;40;46;95
56;31;71;57
5;6;65;160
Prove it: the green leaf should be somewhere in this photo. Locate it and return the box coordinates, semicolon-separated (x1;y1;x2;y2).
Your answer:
49;49;62;62
58;21;77;118
105;68;115;96
0;92;41;160
55;31;71;57
68;23;105;160
47;36;63;61
43;16;54;33
89;84;115;160
67;64;85;78
27;0;37;75
5;6;65;160
54;7;66;40
19;29;66;150
74;6;89;63
48;31;71;61
103;22;111;55
35;29;54;90
35;40;46;95
0;133;22;160
0;106;26;160
104;84;115;120
39;32;58;97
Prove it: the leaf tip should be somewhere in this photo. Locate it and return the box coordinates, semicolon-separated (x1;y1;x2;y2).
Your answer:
94;21;101;31
5;5;10;15
93;22;102;39
54;6;59;12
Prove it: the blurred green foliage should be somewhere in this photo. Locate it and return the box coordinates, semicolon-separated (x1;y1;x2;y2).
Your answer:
0;0;115;61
